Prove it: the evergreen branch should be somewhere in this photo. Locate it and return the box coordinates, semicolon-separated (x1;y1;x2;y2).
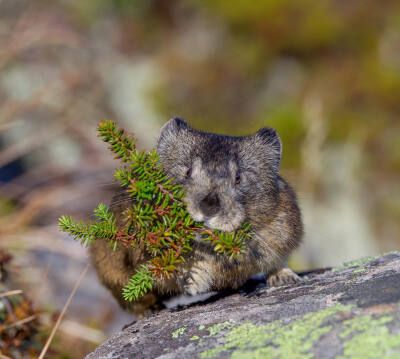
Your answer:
98;120;136;162
201;222;251;259
58;215;94;246
59;204;132;247
122;265;155;301
156;183;184;205
59;121;252;302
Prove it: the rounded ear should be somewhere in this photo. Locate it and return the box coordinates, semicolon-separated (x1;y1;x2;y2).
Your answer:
254;127;282;157
157;117;189;151
252;127;282;170
160;117;189;136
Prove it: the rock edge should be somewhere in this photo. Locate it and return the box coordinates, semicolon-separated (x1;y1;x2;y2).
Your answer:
87;252;400;359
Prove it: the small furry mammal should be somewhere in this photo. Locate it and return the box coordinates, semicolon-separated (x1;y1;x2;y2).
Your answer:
90;118;303;316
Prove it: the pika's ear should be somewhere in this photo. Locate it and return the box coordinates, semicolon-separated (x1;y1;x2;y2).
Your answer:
160;117;189;136
251;127;282;170
254;127;282;157
157;117;189;151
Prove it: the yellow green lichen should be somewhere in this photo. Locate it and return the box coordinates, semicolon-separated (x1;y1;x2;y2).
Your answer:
333;256;379;272
198;325;205;331
353;268;367;274
206;321;232;336
197;304;400;359
172;326;186;339
337;314;400;359
333;252;400;272
190;335;200;341
200;304;352;358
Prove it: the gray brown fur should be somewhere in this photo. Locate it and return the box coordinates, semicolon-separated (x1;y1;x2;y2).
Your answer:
89;118;303;316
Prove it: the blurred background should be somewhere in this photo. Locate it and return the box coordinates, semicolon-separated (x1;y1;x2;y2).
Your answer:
0;0;399;357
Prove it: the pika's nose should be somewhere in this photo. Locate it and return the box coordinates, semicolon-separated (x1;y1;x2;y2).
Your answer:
199;192;220;217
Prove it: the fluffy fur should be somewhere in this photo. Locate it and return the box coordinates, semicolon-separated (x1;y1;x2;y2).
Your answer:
90;118;303;316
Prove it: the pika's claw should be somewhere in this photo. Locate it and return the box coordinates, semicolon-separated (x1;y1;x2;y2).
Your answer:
268;267;302;288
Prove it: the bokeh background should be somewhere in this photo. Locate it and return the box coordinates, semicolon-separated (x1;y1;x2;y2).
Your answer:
0;0;399;357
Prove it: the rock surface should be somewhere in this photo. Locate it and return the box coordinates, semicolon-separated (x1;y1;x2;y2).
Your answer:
87;252;400;359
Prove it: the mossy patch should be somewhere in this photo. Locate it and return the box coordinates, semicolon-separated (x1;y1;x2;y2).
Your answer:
190;335;200;341
206;322;232;336
200;304;352;358
353;268;367;274
337;314;400;359
171;326;186;339
333;256;379;272
333;252;400;273
197;304;400;359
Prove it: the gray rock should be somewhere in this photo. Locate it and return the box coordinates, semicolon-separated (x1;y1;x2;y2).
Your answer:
86;252;400;359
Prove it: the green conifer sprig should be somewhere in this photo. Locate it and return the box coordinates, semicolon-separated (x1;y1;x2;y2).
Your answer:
59;203;118;246
122;265;155;302
59;120;252;301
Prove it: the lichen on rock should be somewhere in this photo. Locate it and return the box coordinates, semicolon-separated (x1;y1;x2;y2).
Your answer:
86;253;400;359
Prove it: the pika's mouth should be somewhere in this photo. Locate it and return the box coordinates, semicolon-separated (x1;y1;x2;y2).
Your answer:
186;210;238;232
185;195;245;232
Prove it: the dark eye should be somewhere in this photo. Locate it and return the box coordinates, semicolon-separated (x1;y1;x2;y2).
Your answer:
186;167;192;178
235;171;240;185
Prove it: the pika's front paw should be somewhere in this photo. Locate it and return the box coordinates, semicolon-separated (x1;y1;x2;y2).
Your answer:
183;274;212;296
179;263;213;296
268;267;302;288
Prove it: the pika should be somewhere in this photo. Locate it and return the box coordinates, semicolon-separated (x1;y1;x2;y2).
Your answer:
90;118;303;316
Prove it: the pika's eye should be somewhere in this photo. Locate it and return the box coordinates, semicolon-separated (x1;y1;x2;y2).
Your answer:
235;171;240;185
186;167;192;178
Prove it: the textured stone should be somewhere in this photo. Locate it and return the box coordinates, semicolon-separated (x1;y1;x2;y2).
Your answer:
86;252;400;359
